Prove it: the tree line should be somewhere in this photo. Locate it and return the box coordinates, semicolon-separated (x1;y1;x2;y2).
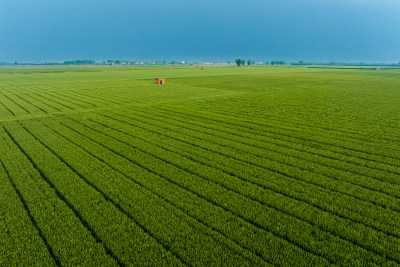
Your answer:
235;59;285;66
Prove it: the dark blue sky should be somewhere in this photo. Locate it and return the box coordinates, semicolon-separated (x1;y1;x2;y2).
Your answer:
1;0;399;63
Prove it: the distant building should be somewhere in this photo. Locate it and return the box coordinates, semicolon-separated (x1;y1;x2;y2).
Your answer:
155;78;165;84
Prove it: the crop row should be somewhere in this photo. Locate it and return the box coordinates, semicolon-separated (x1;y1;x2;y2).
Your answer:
11;119;270;266
187;101;400;158
0;82;126;116
84;111;400;236
47;114;399;265
33;118;278;266
25;116;324;266
155;105;400;173
130;106;400;186
195;87;400;143
0;160;54;265
154;103;400;169
177;88;400;144
0;125;118;266
77;112;400;259
0;77;235;120
99;108;400;213
0;79;193;117
2;121;186;266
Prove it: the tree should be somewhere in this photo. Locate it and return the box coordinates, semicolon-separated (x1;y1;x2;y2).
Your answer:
241;59;245;66
235;59;242;66
247;60;251;66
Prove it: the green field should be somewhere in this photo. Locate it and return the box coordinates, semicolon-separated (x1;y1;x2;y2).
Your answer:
1;65;400;266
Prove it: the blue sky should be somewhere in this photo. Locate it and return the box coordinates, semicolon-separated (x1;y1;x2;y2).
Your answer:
1;0;399;63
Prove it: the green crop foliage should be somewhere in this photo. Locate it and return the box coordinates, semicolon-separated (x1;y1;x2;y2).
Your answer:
0;65;400;266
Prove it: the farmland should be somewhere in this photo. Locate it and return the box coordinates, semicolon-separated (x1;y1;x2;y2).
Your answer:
0;65;400;266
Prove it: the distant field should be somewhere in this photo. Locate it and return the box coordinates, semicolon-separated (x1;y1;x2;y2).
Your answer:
1;65;400;266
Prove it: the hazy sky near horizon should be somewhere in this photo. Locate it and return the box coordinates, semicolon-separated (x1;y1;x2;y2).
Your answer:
1;0;399;63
